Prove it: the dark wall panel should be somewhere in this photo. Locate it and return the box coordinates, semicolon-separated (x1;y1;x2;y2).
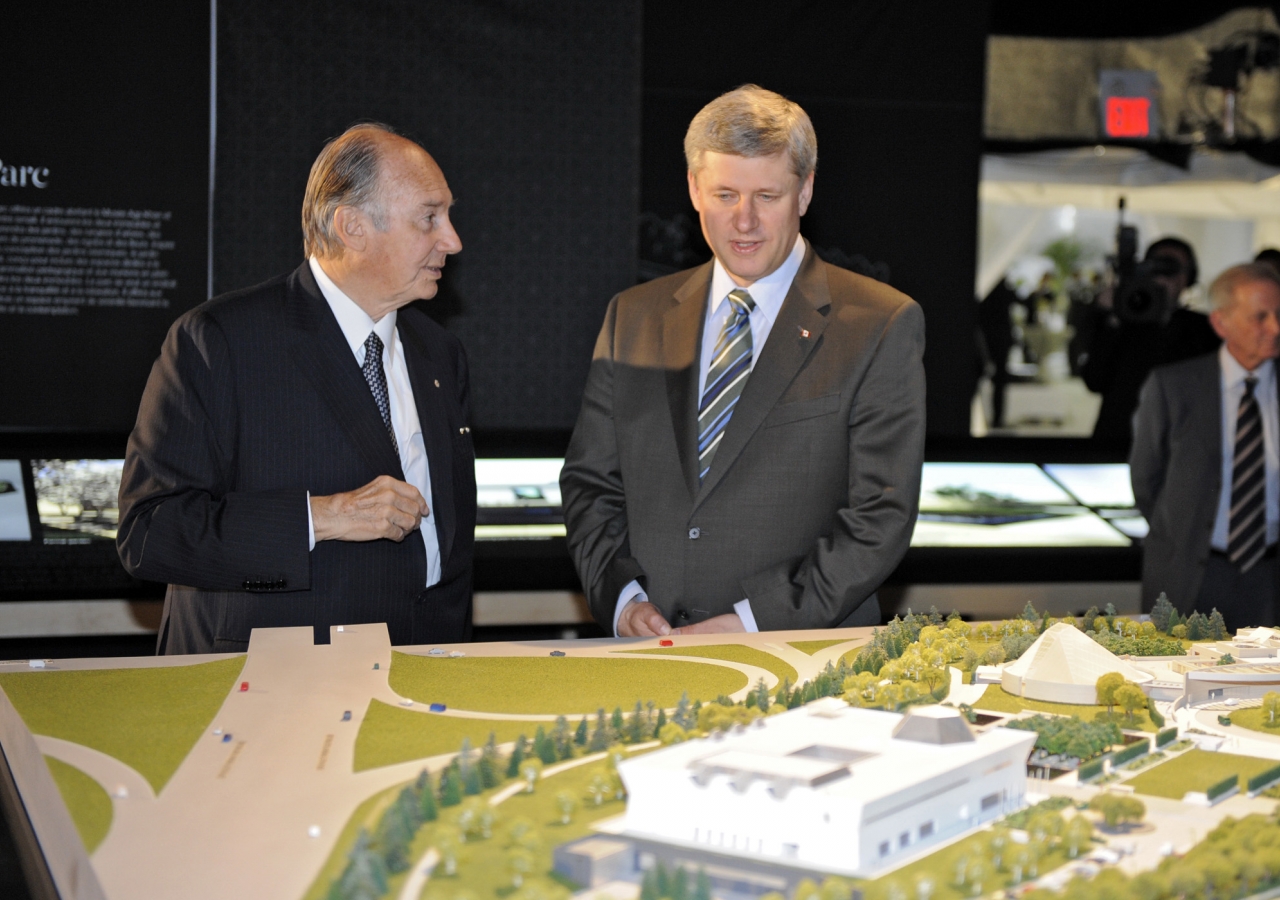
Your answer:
0;3;210;432
215;1;642;430
641;0;989;436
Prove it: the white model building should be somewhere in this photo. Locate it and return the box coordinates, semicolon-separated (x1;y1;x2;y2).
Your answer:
1001;622;1152;704
617;699;1036;877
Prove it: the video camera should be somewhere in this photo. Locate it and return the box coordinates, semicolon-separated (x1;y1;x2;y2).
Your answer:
1111;198;1181;325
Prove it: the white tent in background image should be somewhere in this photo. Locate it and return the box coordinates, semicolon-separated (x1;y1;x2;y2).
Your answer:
1001;623;1152;704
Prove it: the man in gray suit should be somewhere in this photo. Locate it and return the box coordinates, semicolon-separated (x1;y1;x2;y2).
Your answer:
1131;262;1280;632
560;85;925;637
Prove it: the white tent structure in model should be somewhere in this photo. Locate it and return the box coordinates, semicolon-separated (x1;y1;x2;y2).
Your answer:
1001;622;1152;704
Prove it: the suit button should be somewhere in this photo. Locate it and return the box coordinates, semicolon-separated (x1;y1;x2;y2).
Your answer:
676;608;689;620
688;527;700;539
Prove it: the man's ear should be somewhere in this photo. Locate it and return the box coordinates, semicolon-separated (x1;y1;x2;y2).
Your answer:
332;205;367;254
797;171;815;217
687;169;703;212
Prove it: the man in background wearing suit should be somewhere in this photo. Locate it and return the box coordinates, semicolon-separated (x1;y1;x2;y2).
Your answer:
561;85;925;637
118;123;476;654
1131;262;1280;632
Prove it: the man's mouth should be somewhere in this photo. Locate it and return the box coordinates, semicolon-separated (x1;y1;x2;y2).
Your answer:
730;241;762;254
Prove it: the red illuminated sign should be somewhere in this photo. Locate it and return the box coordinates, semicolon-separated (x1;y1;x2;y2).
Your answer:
1106;97;1151;138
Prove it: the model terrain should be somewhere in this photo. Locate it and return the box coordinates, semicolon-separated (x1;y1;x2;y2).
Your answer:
3;600;1280;900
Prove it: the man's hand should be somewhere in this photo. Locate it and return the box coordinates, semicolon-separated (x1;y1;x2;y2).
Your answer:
617;601;672;637
311;475;429;542
673;613;745;635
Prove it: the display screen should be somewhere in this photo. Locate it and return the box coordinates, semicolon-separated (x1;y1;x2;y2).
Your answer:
31;459;124;544
912;462;1131;547
474;458;566;540
1042;463;1136;508
0;459;32;541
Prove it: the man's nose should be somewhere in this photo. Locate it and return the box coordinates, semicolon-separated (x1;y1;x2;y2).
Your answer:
439;218;462;254
733;200;758;232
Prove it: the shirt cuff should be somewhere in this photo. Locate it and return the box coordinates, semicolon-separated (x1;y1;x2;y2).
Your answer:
734;598;759;633
306;491;316;551
613;580;648;637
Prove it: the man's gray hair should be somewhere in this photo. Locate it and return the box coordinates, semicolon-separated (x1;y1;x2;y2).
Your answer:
684;84;817;182
1209;262;1280;311
302;123;399;259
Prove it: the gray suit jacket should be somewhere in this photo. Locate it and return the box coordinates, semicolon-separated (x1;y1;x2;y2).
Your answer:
560;242;926;633
1130;351;1280;613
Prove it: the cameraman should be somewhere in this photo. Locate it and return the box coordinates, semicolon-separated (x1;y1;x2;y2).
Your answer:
1080;237;1220;446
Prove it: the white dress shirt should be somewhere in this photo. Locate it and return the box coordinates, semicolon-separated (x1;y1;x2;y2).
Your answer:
1210;344;1280;552
613;235;807;635
306;257;441;587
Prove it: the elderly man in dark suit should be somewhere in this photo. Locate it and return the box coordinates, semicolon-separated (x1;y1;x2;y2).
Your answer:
118;123;476;653
1131;262;1280;632
560;85;925;637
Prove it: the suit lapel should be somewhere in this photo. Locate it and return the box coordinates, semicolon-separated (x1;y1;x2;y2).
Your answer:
398;312;456;566
286;263;406;482
695;245;830;508
664;262;713;501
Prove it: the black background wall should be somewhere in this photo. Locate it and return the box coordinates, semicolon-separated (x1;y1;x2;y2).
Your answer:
214;0;642;432
0;4;210;432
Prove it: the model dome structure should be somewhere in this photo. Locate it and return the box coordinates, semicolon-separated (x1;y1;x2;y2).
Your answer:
1001;622;1152;704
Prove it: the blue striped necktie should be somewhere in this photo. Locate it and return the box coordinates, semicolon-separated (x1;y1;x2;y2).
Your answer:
1229;376;1267;571
698;288;755;482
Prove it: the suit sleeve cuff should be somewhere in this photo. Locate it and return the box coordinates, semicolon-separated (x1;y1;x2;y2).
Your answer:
734;598;760;633
306;491;316;551
613;580;647;637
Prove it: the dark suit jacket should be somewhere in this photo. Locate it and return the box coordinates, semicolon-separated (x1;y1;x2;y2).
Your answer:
117;262;476;653
1131;351;1280;613
560;242;925;632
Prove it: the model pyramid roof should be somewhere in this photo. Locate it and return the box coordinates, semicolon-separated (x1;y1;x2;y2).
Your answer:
1001;622;1151;704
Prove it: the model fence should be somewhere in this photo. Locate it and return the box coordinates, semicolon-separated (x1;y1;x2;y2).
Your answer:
1110;740;1150;767
1078;758;1105;782
1207;774;1239;801
1248;763;1280;794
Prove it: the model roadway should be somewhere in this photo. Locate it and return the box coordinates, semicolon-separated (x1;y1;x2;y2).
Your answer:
4;623;875;900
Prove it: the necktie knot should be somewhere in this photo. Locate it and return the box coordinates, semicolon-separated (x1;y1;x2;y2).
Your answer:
364;332;384;362
727;288;755;319
1245;376;1258;398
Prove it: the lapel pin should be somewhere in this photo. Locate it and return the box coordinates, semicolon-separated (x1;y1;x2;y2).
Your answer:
434;379;440;388
799;327;810;339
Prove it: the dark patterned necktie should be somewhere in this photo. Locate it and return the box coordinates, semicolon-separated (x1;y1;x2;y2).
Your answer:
697;289;755;482
1229;376;1267;571
362;332;398;452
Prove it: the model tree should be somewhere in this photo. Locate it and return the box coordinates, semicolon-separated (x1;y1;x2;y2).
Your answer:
506;845;535;888
480;733;501;789
574;716;588;747
1064;815;1093;857
1263;691;1280;725
1096;672;1126;712
506;735;528;779
1150;593;1175;633
416;770;438;823
1208;608;1229;641
1115;683;1147;723
1089;793;1145;828
588;708;613;751
555;790;577;824
520;757;542;793
439;767;463;807
332;828;387;900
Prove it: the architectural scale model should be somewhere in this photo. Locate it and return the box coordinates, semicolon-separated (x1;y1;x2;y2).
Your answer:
5;608;1280;900
618;699;1035;876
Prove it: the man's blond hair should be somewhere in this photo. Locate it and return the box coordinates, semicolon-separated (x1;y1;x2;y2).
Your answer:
684;84;817;181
